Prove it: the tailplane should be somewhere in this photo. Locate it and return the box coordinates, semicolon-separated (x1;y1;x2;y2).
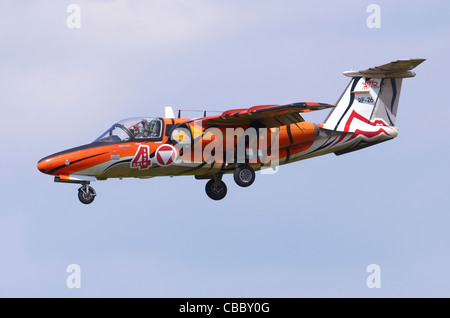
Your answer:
322;59;425;154
324;58;425;131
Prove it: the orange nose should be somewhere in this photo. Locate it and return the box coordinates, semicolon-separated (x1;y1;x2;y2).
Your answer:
37;158;50;174
37;156;62;175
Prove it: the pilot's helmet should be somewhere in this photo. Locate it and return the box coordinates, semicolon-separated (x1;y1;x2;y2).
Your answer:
130;125;140;135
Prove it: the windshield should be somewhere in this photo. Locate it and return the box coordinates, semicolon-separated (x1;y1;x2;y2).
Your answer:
94;117;163;143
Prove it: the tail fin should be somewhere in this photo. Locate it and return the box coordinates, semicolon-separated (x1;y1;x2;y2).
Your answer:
323;59;425;132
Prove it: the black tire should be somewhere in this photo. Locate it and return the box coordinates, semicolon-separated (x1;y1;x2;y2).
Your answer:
78;185;96;204
233;164;255;187
205;179;227;201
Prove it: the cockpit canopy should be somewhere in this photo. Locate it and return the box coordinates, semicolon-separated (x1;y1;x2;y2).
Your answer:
94;117;163;143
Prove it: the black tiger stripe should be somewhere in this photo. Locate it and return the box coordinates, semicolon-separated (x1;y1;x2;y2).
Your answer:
307;136;337;155
47;152;108;175
285;124;293;162
390;78;397;113
102;158;132;172
333;77;361;130
179;162;208;175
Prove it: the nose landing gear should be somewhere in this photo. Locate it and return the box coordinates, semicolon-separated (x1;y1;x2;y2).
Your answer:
54;176;98;205
77;183;96;205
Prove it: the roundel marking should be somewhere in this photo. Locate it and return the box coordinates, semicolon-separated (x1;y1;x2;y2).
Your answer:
155;144;177;166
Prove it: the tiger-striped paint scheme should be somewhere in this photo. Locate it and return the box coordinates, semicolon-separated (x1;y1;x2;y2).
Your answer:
37;59;425;203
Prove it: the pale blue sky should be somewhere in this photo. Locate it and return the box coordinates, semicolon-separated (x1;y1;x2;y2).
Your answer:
0;0;449;297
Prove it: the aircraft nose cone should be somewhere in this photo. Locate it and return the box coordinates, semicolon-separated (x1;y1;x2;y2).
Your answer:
37;158;48;174
37;156;55;174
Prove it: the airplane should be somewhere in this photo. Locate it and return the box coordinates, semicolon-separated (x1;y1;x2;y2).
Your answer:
37;58;425;204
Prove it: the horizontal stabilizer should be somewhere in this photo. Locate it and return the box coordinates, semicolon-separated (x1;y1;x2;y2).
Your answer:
343;58;426;78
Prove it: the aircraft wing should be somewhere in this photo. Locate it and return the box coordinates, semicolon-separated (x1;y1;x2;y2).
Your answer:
189;102;335;127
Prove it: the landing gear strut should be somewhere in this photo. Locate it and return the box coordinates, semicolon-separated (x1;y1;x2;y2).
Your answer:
77;183;96;205
205;175;227;201
54;176;97;205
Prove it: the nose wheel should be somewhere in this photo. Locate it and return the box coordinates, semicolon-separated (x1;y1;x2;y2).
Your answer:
78;184;96;204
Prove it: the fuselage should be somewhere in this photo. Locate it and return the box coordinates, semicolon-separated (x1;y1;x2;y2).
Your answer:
36;118;340;180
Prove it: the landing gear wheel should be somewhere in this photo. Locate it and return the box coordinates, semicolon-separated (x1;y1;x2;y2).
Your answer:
233;164;255;187
78;185;96;205
205;179;227;201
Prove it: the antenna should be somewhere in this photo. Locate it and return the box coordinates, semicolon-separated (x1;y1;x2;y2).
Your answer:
175;109;223;118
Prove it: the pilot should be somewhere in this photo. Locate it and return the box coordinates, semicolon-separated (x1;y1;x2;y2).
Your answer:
130;125;140;137
140;119;151;137
150;120;161;137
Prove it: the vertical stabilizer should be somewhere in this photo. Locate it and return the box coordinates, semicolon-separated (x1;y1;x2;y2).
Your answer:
323;59;425;133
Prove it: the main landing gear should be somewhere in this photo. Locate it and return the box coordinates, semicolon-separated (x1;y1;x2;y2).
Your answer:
233;164;256;187
203;164;256;201
205;178;227;201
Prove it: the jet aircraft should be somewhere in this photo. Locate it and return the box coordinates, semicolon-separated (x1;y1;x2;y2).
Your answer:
37;59;425;204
